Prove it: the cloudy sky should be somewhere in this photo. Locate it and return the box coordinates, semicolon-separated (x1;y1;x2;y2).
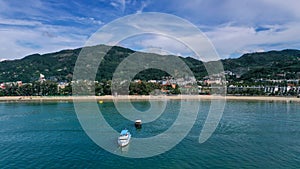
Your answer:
0;0;300;60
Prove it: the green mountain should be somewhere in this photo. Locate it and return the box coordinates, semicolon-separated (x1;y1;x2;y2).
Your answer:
222;49;300;80
0;45;299;83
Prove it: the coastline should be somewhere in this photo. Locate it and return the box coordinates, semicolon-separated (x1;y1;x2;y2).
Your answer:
0;95;299;102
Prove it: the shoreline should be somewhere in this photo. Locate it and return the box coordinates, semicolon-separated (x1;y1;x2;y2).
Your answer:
0;95;299;103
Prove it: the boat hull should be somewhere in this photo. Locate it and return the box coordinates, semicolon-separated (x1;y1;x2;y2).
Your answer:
118;130;131;147
118;140;130;147
135;123;142;129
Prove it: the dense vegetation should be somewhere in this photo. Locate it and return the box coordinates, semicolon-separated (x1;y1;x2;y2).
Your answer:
222;49;300;81
0;81;183;96
0;45;299;83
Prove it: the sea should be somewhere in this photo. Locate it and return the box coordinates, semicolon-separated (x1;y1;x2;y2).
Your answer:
0;100;300;168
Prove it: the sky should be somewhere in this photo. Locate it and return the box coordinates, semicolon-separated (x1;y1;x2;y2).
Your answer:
0;0;300;61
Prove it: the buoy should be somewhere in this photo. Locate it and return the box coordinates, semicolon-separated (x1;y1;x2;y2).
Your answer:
135;119;142;129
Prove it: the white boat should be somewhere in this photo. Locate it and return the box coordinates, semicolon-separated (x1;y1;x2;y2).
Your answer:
118;129;131;147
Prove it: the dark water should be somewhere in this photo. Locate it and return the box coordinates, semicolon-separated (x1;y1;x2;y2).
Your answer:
0;100;300;168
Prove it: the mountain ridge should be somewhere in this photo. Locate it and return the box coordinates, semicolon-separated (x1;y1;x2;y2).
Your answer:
0;45;299;83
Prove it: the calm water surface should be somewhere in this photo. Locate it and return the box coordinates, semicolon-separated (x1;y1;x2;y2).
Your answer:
0;100;299;168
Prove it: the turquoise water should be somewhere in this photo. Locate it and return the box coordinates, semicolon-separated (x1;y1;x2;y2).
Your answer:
0;100;300;168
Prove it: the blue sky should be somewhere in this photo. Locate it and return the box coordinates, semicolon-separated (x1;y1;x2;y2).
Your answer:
0;0;300;60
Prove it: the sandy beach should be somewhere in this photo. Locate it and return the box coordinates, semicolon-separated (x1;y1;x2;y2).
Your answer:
0;95;299;102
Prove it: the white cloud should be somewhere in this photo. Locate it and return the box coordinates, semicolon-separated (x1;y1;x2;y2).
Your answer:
0;1;104;60
166;0;299;26
0;25;88;60
136;1;149;14
110;1;300;59
120;35;192;56
110;0;126;13
262;0;300;18
0;18;42;26
102;13;221;61
0;0;299;61
204;22;300;58
73;17;104;25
